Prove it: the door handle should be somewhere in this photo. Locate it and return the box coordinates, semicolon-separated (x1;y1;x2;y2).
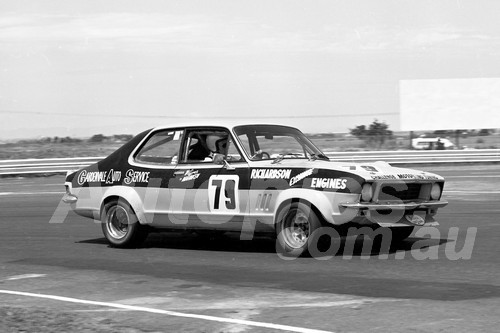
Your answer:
174;171;184;175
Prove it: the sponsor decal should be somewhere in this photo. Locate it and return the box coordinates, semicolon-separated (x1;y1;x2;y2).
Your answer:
124;169;150;184
310;178;347;190
180;169;200;182
251;169;292;180
397;174;439;180
105;169;122;184
371;175;398;180
367;173;439;181
208;175;240;213
398;173;417;179
173;130;182;140
77;170;107;185
289;168;315;186
77;169;144;185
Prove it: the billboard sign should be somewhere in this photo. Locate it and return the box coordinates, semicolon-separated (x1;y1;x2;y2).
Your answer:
400;78;500;131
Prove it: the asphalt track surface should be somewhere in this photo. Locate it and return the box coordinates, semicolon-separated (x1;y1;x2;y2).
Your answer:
0;165;499;332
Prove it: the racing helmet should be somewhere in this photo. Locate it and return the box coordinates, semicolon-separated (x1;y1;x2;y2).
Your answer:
206;134;228;154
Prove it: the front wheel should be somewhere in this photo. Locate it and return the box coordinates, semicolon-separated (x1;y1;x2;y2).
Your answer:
276;202;322;257
101;199;148;248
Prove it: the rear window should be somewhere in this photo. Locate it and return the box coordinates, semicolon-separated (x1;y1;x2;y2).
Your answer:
134;130;183;165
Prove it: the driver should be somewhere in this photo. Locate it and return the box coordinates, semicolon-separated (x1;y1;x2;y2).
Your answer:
206;134;228;157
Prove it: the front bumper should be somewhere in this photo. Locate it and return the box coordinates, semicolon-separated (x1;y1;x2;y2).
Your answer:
340;200;448;210
340;200;448;228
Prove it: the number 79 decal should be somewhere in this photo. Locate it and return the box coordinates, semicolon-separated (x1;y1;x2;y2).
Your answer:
208;175;240;213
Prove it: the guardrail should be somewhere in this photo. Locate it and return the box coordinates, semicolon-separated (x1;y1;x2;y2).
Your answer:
0;149;499;176
0;157;104;176
325;149;500;164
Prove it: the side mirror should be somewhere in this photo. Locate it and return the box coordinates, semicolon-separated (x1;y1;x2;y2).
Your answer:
213;153;235;170
223;159;235;171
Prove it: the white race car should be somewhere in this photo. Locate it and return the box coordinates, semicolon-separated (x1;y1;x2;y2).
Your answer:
64;123;448;256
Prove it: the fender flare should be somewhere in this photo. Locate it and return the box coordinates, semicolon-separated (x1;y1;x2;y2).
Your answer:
99;186;147;224
274;189;335;225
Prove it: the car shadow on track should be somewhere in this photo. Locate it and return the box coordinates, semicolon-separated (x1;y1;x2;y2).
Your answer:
78;232;450;257
79;232;277;253
333;235;450;258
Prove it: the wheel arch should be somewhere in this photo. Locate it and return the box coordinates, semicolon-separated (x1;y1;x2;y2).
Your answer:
99;186;147;224
274;189;335;226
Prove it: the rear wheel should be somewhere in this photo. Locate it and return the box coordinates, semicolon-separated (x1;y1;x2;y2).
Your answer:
276;202;322;257
101;199;148;248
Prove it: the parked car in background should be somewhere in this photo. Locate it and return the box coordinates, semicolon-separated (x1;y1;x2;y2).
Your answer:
412;137;455;150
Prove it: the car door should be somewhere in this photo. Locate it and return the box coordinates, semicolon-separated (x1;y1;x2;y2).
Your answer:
167;127;250;230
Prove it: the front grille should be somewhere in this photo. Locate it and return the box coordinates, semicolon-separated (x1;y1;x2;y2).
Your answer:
378;183;422;201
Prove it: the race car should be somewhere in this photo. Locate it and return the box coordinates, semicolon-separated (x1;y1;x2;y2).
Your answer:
63;123;448;256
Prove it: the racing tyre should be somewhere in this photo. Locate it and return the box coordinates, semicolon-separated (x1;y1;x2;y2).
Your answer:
389;226;414;243
276;202;322;257
101;199;148;248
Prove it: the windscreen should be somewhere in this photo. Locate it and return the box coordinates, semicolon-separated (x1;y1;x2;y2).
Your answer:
233;125;328;161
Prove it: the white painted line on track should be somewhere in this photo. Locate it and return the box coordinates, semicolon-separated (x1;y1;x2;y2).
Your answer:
0;290;335;333
0;191;63;196
444;190;500;194
0;182;62;186
16;183;62;187
4;274;47;281
446;175;500;178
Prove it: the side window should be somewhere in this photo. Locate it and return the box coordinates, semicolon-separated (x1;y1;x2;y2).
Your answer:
182;129;244;163
183;131;210;163
135;130;183;165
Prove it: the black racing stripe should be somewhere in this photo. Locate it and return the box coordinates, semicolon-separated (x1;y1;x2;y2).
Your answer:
73;164;365;194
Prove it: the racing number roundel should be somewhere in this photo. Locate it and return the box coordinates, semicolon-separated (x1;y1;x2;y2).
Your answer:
208;175;240;213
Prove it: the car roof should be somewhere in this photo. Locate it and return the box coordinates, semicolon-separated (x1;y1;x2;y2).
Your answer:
149;121;300;132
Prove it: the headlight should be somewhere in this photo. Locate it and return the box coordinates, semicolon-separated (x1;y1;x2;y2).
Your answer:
361;183;373;202
430;183;441;200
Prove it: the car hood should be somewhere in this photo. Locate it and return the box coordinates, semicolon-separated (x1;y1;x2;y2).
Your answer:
248;159;444;182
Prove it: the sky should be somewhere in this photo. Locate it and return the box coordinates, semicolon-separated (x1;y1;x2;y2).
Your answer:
1;0;500;139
